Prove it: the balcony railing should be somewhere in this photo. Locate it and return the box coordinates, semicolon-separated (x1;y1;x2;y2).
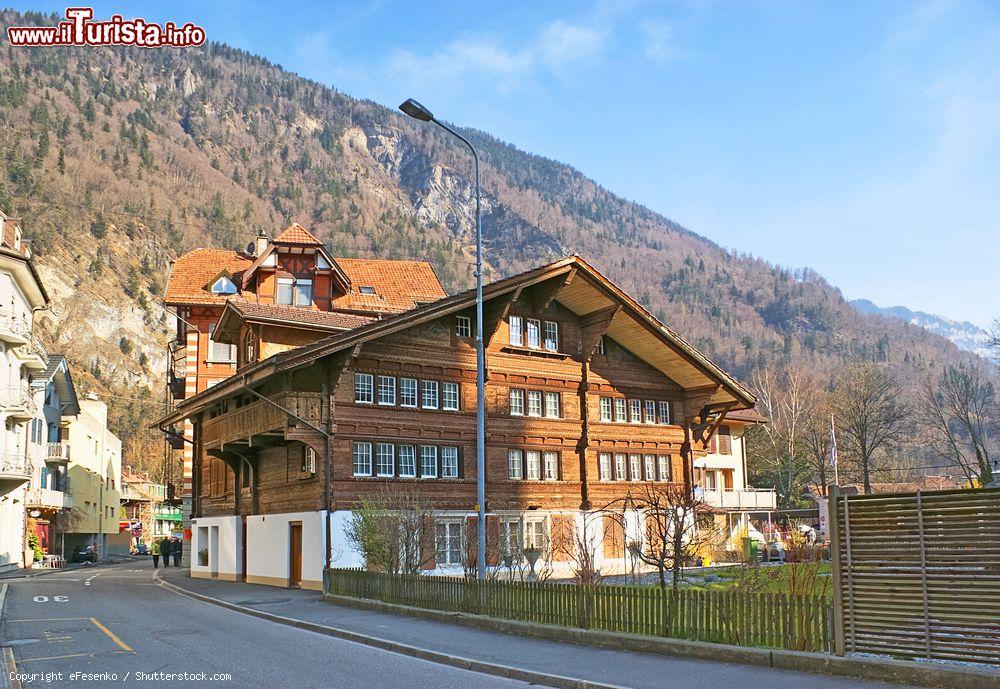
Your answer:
0;384;36;417
696;487;778;511
45;441;70;463
0;314;31;345
25;487;69;510
0;452;30;478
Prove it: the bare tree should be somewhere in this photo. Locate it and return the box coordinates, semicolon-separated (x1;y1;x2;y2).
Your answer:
919;364;998;486
550;511;606;587
606;482;718;634
802;386;836;496
834;361;911;494
345;485;434;574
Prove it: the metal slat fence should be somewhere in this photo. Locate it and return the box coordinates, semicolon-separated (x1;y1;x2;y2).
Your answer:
326;568;831;652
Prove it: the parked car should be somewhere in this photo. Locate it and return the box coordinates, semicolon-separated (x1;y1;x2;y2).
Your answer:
71;544;98;563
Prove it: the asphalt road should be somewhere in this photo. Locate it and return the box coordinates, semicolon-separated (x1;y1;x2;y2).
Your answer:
0;564;531;689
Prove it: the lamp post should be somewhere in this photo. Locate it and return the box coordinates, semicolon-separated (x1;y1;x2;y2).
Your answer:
399;98;487;580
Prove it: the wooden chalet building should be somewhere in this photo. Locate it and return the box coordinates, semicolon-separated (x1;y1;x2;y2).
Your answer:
159;248;755;590
163;224;446;511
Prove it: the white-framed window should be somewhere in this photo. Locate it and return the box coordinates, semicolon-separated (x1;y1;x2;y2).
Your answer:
302;446;317;474
399;445;417;478
376;443;395;477
543;452;559;480
509;389;525;416
435;520;463;566
420;446;438;478
658;401;671;425
596;336;606;355
501;519;522;560
441;446;460;478
208;323;236;363
210;275;238;294
544;392;560;419
352;442;372;476
508;449;524;480
509;316;523;346
544;321;559;351
276;277;294;305
524;518;548;550
400;378;418;407
526;451;541;480
629;399;642;424
658;455;671;482
294;279;313;307
644;454;656;481
442;382;460;411
526;319;541;348
615;454;627;481
599;397;613;422
599;453;612;481
354;373;374;404
644;400;656;424
421;380;439;409
377;376;396;405
456;316;471;338
614;398;627;423
629;454;642;481
527;390;542;417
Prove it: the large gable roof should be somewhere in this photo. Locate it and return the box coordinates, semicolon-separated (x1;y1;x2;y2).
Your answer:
333;258;446;313
159;255;755;426
165;248;253;306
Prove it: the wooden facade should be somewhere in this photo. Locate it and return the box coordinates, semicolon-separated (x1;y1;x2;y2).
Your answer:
163;255;756;574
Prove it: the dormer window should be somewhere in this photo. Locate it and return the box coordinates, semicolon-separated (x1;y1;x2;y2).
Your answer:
316;254;331;269
210;276;238;295
277;277;313;307
359;286;376;295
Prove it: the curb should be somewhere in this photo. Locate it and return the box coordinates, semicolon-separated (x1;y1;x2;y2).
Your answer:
321;594;1000;689
154;573;628;689
1;583;22;689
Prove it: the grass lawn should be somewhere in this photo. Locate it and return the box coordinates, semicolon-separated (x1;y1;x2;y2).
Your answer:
676;562;833;597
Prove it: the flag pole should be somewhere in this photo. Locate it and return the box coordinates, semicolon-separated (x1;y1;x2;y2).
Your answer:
831;412;840;488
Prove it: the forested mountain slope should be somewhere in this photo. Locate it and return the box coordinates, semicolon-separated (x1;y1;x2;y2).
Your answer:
0;10;982;464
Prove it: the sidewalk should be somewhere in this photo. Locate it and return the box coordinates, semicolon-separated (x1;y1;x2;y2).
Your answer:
156;568;915;689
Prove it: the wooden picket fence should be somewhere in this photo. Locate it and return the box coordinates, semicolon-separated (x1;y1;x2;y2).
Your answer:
325;568;832;652
830;486;1000;664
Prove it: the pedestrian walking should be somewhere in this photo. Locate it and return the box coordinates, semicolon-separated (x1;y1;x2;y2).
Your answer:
151;540;160;568
172;537;182;567
160;537;172;567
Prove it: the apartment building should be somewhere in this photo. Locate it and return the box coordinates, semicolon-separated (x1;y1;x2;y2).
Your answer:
0;211;50;572
163;224;447;532
159;253;756;589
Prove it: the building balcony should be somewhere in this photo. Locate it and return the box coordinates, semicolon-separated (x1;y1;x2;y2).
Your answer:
25;487;70;510
696;487;777;511
0;314;31;345
45;441;71;464
1;384;36;420
201;391;325;448
15;334;48;371
0;453;30;494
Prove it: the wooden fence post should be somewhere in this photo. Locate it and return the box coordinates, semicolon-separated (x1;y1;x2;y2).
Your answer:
828;485;846;656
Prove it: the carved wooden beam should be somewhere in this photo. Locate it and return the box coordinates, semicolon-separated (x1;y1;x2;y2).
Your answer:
579;305;621;360
531;267;576;312
690;401;739;448
484;287;522;350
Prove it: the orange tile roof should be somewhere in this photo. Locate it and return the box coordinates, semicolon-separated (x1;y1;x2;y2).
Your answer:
274;224;323;245
165;249;252;306
333;258;447;313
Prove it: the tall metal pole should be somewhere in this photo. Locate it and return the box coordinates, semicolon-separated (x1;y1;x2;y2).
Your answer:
431;119;486;579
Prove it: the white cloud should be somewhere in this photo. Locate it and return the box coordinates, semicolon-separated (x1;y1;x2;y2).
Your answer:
638;19;679;63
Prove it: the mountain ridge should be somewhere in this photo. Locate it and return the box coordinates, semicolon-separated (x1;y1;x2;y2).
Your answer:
0;9;986;461
849;298;990;358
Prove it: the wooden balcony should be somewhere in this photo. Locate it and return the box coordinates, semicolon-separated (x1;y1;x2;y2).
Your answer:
202;391;325;447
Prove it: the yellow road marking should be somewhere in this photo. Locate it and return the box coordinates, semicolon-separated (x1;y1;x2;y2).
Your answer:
89;617;135;653
15;652;94;663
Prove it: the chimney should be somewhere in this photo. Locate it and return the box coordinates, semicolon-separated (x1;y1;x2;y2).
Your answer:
255;229;269;257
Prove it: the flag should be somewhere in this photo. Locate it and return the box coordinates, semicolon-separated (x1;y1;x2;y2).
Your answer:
829;413;838;468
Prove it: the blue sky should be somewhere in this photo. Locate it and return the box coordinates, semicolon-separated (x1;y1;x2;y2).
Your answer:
20;1;1000;326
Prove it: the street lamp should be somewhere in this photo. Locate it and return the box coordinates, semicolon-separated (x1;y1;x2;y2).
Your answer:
399;98;487;580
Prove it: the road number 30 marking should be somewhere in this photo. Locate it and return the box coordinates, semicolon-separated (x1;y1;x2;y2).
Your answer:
33;595;69;603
